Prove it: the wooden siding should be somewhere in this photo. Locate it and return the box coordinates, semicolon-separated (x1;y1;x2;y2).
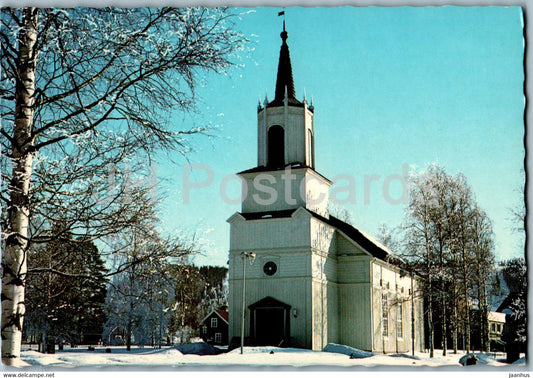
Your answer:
240;169;330;216
338;283;372;351
229;214;311;253
311;279;339;349
337;255;371;284
326;282;339;346
230;249;310;281
310;218;336;254
337;233;368;256
370;260;425;353
228;277;312;348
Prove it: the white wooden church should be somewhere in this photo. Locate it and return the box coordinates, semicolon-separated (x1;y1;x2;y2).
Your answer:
227;25;425;353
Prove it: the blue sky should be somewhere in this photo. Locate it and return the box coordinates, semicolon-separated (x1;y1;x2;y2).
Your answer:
156;6;525;267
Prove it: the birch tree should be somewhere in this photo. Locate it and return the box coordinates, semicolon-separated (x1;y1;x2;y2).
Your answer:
470;207;495;352
403;169;437;357
402;164;495;356
0;7;245;364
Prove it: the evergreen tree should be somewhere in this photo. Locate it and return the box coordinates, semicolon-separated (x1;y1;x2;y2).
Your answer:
24;224;108;350
501;258;527;362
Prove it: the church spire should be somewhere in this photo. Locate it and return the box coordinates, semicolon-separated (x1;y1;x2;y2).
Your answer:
268;22;302;107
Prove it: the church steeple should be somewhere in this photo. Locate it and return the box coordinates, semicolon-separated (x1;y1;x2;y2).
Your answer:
237;22;330;217
269;22;303;107
255;24;317;172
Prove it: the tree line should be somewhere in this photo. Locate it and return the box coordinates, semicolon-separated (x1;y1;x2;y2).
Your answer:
23;217;229;351
378;164;525;357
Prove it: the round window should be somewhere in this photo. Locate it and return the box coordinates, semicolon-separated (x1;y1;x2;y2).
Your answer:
263;261;277;276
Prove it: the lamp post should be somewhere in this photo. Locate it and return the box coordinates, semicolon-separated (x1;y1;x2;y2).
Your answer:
240;251;256;355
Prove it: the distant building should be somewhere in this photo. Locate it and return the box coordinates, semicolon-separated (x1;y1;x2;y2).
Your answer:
488;311;506;351
227;24;425;353
199;308;229;345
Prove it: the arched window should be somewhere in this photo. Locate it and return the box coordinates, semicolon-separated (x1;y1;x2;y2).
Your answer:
267;125;285;168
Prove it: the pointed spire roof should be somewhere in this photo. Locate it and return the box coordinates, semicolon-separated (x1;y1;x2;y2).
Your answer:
268;22;303;107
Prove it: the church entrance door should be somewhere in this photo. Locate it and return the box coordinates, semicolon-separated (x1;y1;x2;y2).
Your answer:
255;308;285;346
249;296;291;347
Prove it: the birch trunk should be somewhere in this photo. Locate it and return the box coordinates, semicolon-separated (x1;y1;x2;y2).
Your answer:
452;282;458;354
462;249;471;353
426;248;434;358
2;8;37;365
482;280;490;352
441;280;447;356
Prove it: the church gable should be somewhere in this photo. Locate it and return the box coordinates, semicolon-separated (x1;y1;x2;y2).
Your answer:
336;231;370;257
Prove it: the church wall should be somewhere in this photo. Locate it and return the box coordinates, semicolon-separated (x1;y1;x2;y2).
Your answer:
229;215;311;252
228;276;312;348
336;234;368;257
337;255;371;284
309;217;338;349
310;218;336;257
370;260;424;353
228;215;316;349
326;281;339;346
240;169;330;216
310;279;339;350
338;282;373;351
302;170;330;217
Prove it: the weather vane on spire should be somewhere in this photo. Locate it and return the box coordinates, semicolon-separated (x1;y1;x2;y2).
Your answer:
278;9;286;31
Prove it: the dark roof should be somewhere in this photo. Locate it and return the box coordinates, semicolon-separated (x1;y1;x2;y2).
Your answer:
309;210;392;262
237;162;332;184
239;207;400;264
202;308;229;325
496;292;520;314
240;209;296;221
268;26;303;108
319;212;407;267
214;308;229;323
249;296;291;310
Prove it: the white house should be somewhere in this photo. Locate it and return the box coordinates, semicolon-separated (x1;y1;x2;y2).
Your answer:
227;24;425;353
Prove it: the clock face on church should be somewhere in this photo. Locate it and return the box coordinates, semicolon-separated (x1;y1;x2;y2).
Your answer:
263;261;277;276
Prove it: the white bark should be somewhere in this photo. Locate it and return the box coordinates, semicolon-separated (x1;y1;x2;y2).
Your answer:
2;8;37;365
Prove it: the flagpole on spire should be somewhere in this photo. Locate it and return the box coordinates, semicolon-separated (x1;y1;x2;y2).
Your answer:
278;9;286;31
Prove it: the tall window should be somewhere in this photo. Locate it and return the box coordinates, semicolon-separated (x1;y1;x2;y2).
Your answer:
397;303;403;338
202;326;207;334
215;333;222;343
382;294;388;337
267;125;285;168
211;317;218;328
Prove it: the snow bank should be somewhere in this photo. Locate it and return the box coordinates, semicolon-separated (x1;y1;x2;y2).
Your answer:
459;353;503;366
18;347;513;368
513;356;526;365
323;343;374;358
21;351;68;366
389;353;421;360
175;342;223;355
227;346;314;354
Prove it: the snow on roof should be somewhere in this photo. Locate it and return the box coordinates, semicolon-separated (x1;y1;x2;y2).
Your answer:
488;311;506;323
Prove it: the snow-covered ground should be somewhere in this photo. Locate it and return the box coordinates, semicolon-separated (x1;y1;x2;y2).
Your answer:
14;343;526;369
